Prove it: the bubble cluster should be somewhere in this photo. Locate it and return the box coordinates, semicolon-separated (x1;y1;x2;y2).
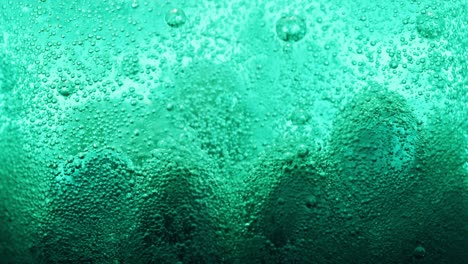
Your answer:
57;81;75;97
416;11;445;39
128;143;223;263
0;54;19;92
241;140;337;262
37;149;136;263
121;53;141;79
275;15;307;42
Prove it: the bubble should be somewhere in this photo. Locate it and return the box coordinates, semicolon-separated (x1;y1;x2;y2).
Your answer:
413;245;426;259
165;8;187;28
289;109;311;125
305;195;317;208
276;15;307;42
297;144;309;158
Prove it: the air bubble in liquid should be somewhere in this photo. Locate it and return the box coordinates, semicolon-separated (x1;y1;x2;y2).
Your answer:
276;15;307;42
165;8;187;28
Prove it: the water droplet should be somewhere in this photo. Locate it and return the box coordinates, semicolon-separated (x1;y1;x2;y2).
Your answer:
165;8;187;28
276;15;307;42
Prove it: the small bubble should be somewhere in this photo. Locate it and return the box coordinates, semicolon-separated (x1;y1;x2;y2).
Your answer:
297;144;309;158
305;195;317;209
389;60;399;69
166;103;174;111
276;15;307;42
165;8;187;28
413;245;426;259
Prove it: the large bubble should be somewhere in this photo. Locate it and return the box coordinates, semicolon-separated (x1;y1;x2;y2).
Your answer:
165;8;187;28
275;15;307;42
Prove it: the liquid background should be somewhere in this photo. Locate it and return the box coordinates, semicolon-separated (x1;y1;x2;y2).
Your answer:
0;0;466;263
